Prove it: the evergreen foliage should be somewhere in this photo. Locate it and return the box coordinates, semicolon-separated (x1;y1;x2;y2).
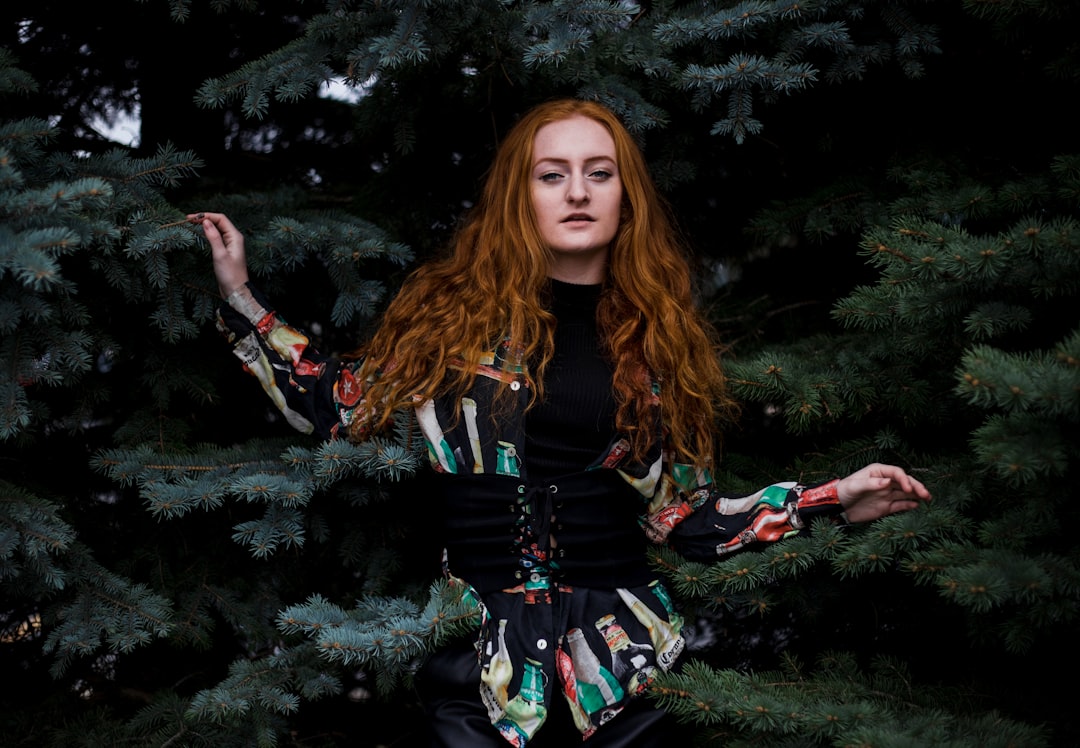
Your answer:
653;654;1049;747
2;1;1078;746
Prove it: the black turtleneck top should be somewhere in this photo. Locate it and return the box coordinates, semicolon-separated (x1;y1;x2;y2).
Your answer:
524;279;618;482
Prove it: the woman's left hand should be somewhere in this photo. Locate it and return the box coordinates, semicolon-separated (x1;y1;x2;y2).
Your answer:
836;463;932;523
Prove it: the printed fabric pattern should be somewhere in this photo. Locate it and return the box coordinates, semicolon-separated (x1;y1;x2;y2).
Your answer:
216;283;845;744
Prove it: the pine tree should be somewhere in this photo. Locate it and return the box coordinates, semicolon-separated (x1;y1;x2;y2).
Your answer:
2;1;1077;745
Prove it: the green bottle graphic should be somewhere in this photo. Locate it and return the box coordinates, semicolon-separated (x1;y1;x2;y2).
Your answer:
648;579;684;630
495;441;521;476
501;657;548;730
565;627;624;715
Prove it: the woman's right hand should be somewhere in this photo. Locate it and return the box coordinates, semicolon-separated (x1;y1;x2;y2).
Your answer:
188;212;250;298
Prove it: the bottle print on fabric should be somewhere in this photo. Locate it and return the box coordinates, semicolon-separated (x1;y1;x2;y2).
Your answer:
496;440;521;476
461;397;484;473
565;627;625;726
555;644;598;737
617;587;685;669
481;618;514;715
594;613;655;695
415;398;458;473
648;579;684;629
495;658;548;743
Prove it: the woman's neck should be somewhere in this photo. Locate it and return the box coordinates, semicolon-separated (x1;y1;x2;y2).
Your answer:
546;251;608;285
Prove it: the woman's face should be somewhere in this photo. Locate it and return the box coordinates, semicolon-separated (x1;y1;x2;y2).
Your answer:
530;115;622;284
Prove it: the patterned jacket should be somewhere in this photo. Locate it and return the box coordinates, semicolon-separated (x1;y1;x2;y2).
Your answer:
217;282;845;744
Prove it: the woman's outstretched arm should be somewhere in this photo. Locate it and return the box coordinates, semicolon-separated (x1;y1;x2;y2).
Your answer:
654;463;931;562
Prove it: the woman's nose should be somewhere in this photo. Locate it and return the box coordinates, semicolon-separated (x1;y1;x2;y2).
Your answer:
565;172;589;202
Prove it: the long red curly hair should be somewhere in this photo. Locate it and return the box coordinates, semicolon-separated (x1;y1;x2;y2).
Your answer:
351;98;734;469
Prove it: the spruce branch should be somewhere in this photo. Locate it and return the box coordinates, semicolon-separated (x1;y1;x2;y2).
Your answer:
277;579;481;695
42;543;174;677
650;653;1048;746
0;481;76;591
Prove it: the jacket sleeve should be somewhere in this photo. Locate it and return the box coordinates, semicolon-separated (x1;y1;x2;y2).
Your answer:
642;467;846;562
215;282;370;441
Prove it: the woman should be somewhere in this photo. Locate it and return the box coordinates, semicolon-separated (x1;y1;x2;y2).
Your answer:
190;98;930;746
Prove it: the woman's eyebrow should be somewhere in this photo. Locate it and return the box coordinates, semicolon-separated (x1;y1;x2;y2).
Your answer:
533;155;617;167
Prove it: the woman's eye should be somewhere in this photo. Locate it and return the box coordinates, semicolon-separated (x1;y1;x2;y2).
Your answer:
589;169;613;180
539;172;563;182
